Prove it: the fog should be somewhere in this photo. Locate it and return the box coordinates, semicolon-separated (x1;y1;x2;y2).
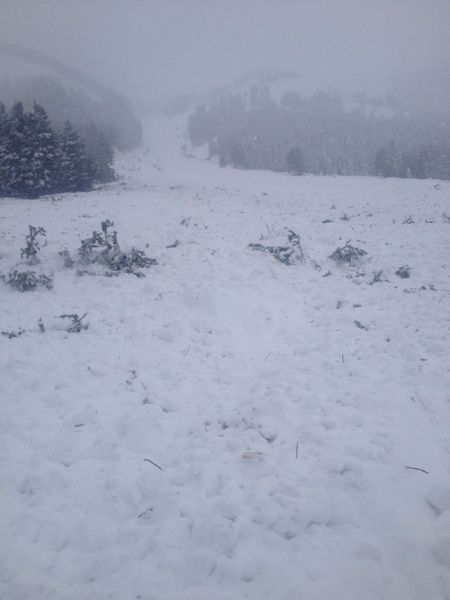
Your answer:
0;0;449;112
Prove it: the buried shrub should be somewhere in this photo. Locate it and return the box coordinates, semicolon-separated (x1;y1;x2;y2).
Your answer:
3;269;53;292
78;220;157;276
395;265;411;279
2;314;89;338
249;229;305;266
0;225;53;291
58;248;74;268
369;270;387;285
329;241;367;265
57;313;89;333
1;328;25;339
2;220;157;291
20;225;47;264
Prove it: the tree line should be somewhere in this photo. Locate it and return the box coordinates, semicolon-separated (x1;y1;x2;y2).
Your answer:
188;86;450;180
0;101;114;198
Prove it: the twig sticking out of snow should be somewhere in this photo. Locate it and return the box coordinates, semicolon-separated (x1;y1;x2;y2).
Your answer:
405;465;429;474
144;458;164;471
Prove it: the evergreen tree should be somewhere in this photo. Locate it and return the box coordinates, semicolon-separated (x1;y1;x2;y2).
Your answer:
27;102;58;195
0;101;6;135
0;100;115;197
229;138;248;168
286;146;305;174
82;121;115;184
374;146;394;177
0;102;31;197
0;102;57;197
188;105;216;147
56;120;93;192
0;102;8;194
403;149;426;178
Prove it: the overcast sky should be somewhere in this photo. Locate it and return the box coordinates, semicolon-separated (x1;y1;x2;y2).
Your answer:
1;0;449;107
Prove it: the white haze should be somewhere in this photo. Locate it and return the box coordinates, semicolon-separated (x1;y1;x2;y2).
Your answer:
0;0;449;112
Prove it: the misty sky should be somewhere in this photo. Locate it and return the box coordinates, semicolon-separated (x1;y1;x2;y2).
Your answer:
1;0;449;106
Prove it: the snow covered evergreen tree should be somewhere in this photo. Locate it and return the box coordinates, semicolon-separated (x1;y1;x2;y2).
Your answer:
374;146;394;178
286;146;305;174
0;102;33;197
0;101;113;198
0;101;6;135
0;102;8;195
26;102;58;195
82;121;115;184
56;120;93;192
0;102;58;196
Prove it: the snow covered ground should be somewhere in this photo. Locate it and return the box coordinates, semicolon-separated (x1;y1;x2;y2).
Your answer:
1;117;450;600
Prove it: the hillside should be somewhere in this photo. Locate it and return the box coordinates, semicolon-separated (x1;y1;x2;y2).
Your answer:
0;117;449;600
0;42;142;151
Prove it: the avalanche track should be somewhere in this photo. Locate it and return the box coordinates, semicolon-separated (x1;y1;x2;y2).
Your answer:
1;118;449;600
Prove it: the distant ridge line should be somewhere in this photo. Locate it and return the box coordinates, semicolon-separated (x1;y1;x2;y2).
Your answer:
0;40;116;99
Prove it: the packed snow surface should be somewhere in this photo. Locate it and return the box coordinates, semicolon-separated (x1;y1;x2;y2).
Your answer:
1;118;449;600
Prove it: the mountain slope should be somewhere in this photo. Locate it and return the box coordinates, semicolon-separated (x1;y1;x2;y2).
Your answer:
0;41;142;150
0;117;449;600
